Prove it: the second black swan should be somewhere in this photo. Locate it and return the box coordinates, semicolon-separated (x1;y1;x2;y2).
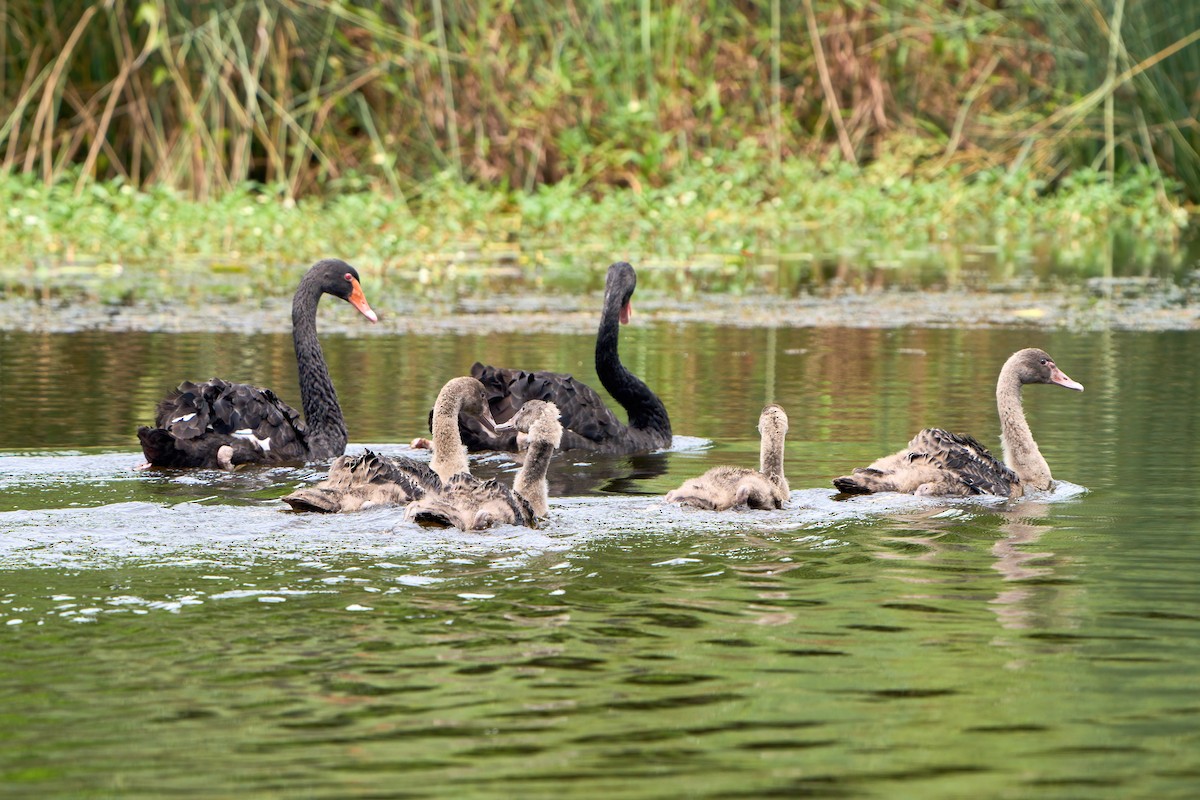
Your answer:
435;261;671;455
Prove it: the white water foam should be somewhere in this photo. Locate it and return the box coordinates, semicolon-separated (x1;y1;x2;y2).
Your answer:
0;448;1087;570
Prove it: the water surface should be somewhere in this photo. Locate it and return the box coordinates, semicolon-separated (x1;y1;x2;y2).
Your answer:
1;325;1197;798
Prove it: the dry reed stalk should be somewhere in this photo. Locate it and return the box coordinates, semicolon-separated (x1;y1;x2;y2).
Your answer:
1009;27;1200;148
803;0;855;165
1;42;47;173
1104;0;1127;179
27;6;99;180
432;0;463;178
936;54;1001;171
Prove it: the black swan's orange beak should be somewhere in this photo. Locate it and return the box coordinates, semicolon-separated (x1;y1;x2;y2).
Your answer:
1050;365;1084;391
619;301;632;325
347;277;378;322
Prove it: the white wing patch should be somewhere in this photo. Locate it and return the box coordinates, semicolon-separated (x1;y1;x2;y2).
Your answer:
233;428;272;452
171;413;197;424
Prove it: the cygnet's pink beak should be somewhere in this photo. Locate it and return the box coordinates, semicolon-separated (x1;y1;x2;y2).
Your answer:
476;403;498;435
1050;365;1084;392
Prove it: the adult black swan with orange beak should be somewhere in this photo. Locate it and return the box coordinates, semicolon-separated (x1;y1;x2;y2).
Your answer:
137;258;377;469
445;261;672;455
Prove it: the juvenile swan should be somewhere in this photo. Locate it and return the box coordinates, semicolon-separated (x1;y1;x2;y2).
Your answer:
280;376;495;513
666;404;790;510
138;259;377;469
833;348;1083;498
405;401;563;530
500;401;564;518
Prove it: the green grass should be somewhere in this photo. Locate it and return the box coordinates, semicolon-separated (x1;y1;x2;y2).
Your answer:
1;147;1189;306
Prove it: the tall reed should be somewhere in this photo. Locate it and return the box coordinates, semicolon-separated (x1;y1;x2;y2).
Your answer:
1;1;1196;199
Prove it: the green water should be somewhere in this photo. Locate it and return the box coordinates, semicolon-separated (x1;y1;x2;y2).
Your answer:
1;325;1198;798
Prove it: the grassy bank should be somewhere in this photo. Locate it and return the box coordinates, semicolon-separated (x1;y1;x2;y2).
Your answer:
0;149;1191;307
3;1;1195;308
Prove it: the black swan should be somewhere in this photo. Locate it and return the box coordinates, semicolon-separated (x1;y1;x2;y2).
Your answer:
137;258;377;469
666;404;790;510
439;261;671;454
833;348;1083;498
280;376;496;513
406;400;563;530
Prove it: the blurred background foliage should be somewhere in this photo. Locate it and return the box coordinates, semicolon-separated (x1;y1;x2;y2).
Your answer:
1;0;1197;202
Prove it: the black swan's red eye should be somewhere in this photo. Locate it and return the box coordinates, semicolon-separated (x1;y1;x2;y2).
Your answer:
344;273;353;282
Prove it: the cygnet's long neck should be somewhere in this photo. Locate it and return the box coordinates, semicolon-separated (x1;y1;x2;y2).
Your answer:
512;414;562;517
759;420;789;495
996;363;1052;490
430;386;471;482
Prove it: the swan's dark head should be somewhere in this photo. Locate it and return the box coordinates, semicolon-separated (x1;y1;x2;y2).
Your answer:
1009;348;1084;391
604;262;637;325
759;403;789;437
310;258;378;322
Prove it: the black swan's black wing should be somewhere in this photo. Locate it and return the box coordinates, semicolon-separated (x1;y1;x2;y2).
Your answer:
140;378;308;467
456;363;625;451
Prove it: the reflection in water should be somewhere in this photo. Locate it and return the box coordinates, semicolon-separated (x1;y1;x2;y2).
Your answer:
992;502;1056;584
990;502;1060;635
855;486;1091;675
866;506;985;566
987;499;1088;674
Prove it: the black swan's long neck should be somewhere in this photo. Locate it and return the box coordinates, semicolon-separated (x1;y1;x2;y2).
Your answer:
996;365;1051;490
594;298;671;440
293;279;347;459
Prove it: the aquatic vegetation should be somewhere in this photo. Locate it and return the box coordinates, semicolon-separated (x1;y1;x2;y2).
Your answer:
0;155;1189;307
